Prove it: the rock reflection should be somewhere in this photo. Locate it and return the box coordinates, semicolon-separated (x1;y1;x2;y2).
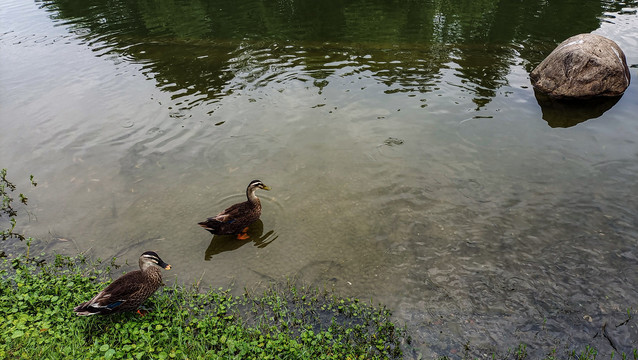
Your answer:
534;89;622;128
204;220;277;260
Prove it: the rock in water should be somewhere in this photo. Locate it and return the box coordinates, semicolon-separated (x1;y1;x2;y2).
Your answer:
530;33;630;99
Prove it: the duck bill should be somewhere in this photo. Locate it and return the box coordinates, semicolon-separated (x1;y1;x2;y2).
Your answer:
160;262;172;270
262;186;271;191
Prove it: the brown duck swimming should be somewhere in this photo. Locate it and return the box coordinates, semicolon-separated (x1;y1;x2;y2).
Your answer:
198;179;271;240
73;251;171;316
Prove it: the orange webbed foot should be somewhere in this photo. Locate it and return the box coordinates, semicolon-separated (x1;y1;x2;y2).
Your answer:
237;227;250;240
137;309;149;317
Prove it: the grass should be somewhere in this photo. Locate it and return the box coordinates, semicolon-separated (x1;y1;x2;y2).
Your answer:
0;252;407;360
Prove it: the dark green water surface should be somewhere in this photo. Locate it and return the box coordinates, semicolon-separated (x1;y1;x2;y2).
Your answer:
2;0;638;358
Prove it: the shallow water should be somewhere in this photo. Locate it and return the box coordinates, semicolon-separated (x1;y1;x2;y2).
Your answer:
2;0;638;358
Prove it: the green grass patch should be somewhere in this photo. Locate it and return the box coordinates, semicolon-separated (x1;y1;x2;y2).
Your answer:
0;252;407;359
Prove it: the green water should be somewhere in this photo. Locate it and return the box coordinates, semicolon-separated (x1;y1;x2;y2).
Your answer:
2;0;638;357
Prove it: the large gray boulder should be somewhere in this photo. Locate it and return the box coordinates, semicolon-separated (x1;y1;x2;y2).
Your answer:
530;33;630;99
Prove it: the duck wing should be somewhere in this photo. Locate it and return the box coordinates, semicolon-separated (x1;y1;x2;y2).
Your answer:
217;201;253;221
198;201;258;234
73;271;150;315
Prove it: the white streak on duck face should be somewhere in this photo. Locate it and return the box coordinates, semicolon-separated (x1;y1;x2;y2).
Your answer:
246;180;270;203
140;251;171;270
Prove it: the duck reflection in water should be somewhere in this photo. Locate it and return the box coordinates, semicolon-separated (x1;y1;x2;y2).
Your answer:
204;219;277;260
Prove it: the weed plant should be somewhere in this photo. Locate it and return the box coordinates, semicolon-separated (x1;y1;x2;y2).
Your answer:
1;169;36;243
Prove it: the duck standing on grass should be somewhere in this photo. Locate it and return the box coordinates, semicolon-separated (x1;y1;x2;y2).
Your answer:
73;251;171;316
198;179;271;240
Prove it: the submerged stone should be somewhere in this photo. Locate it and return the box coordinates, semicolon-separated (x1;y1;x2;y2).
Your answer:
530;33;630;99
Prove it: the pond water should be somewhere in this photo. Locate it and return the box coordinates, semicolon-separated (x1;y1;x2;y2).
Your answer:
2;0;638;358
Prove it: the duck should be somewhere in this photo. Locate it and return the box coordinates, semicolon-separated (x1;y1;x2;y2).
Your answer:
198;179;271;240
73;251;171;316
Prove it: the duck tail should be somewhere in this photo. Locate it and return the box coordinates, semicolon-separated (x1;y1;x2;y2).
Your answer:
74;299;124;316
198;219;221;233
73;302;101;316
